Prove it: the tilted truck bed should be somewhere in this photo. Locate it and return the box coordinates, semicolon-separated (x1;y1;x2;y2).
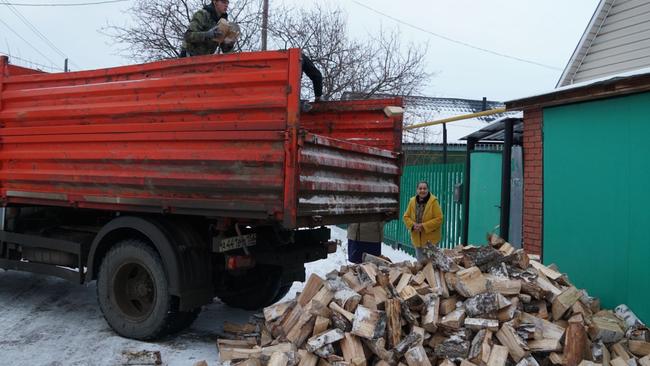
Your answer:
0;49;402;228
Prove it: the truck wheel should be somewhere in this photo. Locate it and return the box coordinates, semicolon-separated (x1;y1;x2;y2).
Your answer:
97;239;174;340
217;266;283;310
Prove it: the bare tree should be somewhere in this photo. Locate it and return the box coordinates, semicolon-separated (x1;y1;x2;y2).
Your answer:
102;0;262;62
268;4;430;100
103;1;430;99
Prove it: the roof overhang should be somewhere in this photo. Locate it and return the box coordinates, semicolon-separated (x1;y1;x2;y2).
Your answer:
460;114;524;142
507;68;650;111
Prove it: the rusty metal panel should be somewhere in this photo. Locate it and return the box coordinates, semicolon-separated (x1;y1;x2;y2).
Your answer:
300;98;403;152
297;133;401;226
0;51;404;228
0;51;294;220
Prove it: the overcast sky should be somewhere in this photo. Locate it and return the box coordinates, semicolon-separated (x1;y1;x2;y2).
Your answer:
0;0;599;101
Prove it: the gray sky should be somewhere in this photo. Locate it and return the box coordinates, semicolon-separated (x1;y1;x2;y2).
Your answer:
0;0;599;101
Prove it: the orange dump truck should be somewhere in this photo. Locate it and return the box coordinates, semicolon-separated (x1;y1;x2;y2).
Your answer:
0;49;402;339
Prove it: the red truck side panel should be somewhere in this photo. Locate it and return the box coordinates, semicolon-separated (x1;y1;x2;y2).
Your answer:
0;51;402;227
297;133;400;226
300;98;403;152
0;52;295;221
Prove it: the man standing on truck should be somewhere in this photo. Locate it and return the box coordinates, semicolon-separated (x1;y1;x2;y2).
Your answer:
181;0;238;56
181;0;324;102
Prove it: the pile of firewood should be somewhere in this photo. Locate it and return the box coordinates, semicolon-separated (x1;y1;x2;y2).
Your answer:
217;236;649;366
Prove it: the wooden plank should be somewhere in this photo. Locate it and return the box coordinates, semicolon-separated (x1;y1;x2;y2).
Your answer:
341;333;366;365
455;267;488;298
441;308;466;330
588;314;625;344
465;292;511;317
610;358;628;366
462;360;479;366
629;341;650;357
264;300;296;323
362;294;377;310
219;343;296;362
611;343;631;361
286;311;315;347
306;329;345;352
298;350;318;366
498;297;520;322
530;260;563;281
313;316;330;337
217;339;257;348
298;274;325;306
268;352;289;366
399;285;421;305
223;321;257;335
487;345;509;366
469;329;492;366
564;315;587;366
552;287;582;320
465;317;500;332
528;339;563;353
496;323;530;362
386;298;402;348
329;302;354;322
351;305;386;340
520;312;566;341
440;297;458;315
405;346;432;366
422;294;440;332
281;304;305;335
395;273;413;293
359;263;378;287
342;271;365;293
312;286;335;308
486;274;522;295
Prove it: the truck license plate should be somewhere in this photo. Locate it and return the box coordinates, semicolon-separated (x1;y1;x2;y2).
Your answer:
214;233;257;253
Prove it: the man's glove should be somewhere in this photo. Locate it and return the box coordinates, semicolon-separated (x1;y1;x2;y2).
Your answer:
198;25;224;41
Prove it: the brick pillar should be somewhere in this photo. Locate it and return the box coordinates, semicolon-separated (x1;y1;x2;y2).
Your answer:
523;108;543;256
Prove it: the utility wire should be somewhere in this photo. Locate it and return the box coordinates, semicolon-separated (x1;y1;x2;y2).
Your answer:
350;0;562;71
0;17;59;67
0;50;62;70
3;0;126;5
1;0;81;69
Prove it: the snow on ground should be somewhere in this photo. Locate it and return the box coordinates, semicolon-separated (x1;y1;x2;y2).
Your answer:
0;226;413;366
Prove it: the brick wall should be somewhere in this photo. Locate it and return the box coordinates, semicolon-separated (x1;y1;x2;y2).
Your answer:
523;108;543;256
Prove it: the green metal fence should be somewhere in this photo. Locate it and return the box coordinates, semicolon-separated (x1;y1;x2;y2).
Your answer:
384;164;465;254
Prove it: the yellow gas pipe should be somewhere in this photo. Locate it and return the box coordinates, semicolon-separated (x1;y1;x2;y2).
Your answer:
404;107;507;130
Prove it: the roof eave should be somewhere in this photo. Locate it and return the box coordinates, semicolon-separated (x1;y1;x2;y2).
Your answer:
556;0;614;88
507;72;650;111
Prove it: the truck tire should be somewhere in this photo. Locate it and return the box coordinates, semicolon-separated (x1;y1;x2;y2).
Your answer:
97;239;175;340
217;265;283;310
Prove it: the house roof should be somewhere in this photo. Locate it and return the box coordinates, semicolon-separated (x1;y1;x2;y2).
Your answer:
557;0;650;87
507;66;650;110
557;0;614;87
342;93;516;144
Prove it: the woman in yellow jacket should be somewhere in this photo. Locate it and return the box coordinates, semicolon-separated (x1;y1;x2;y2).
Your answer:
403;181;444;261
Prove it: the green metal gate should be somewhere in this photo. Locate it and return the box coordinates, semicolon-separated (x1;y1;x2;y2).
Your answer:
384;164;464;254
468;152;502;244
544;92;650;322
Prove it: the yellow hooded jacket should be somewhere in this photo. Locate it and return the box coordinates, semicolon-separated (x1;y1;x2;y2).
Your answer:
402;194;444;248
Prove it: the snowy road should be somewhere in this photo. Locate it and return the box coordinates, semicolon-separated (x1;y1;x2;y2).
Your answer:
0;227;413;366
